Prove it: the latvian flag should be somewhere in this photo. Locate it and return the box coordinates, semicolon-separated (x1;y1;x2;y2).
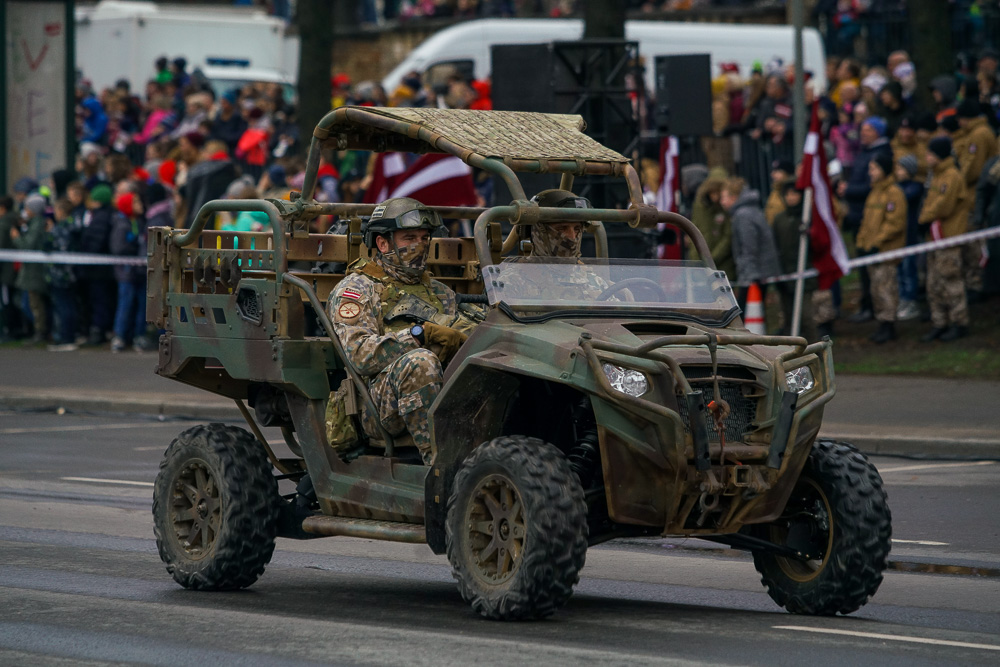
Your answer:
795;101;851;289
364;152;479;207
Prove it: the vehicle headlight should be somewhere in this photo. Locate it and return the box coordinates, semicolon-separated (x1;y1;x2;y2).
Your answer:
602;363;649;397
785;366;815;394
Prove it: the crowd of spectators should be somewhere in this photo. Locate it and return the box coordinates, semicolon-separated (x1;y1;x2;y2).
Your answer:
679;45;1000;344
2;34;999;351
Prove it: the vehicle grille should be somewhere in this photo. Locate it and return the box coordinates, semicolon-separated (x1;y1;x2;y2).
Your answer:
676;382;758;442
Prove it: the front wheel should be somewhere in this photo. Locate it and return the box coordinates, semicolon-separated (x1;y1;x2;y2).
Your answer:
751;439;891;615
446;436;588;620
152;423;280;590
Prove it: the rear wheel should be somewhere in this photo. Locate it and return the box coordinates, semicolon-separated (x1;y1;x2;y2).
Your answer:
152;423;280;590
752;439;891;615
446;436;588;620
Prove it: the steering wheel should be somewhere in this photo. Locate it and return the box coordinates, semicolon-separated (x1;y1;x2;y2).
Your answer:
596;277;668;302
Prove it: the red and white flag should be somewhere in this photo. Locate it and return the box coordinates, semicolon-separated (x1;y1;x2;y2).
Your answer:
364;152;478;207
655;136;682;260
796;101;851;289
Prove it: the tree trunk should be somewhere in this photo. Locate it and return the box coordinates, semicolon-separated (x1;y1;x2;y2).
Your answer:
296;0;336;158
583;0;625;39
908;2;952;111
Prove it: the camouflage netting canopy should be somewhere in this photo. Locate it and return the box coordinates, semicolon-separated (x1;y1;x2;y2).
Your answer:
316;106;630;165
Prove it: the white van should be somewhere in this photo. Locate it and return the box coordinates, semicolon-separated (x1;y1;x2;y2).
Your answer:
382;18;827;95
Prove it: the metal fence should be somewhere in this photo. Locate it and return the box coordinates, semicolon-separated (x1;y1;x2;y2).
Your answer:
818;8;1000;65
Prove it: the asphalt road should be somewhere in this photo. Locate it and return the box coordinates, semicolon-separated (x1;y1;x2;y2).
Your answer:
1;411;998;665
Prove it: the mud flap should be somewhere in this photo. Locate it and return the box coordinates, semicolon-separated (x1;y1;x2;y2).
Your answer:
766;391;798;469
686;391;711;471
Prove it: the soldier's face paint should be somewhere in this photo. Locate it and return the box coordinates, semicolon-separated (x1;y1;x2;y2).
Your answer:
377;230;431;283
531;221;584;258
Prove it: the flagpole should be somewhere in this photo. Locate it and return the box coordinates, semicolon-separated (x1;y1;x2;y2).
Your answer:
791;187;813;337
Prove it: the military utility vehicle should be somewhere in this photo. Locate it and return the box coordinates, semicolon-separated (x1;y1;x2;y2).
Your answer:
148;107;891;620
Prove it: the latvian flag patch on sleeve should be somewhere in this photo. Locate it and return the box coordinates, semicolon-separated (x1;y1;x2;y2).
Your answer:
341;288;363;301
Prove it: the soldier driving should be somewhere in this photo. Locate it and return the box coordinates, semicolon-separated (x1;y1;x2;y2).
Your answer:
326;197;472;464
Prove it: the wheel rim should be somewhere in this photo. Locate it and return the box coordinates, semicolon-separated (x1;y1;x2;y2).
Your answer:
170;459;222;559
771;477;834;582
464;474;526;585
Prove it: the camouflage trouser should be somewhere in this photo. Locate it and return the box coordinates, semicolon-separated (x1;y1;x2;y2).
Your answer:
961;241;985;292
927;247;969;328
812;289;836;326
869;262;899;323
363;348;442;464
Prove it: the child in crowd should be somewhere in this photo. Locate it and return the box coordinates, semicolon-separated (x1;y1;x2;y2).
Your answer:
46;198;79;351
894;155;924;321
109;192;148;352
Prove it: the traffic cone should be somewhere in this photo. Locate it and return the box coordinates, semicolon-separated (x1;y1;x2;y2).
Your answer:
744;283;765;334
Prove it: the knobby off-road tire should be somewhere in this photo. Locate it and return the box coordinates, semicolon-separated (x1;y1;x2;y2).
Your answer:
752;438;891;615
152;423;280;590
446;436;588;620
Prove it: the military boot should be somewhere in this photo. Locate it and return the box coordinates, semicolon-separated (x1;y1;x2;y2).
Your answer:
869;322;896;344
921;327;948;343
938;325;969;342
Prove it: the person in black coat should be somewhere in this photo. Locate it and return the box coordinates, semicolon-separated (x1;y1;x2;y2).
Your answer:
78;184;116;344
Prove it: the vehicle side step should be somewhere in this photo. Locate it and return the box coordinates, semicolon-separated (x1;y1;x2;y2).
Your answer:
301;515;426;544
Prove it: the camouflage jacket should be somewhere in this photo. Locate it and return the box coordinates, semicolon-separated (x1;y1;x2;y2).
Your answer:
918;157;968;238
953;117;998;189
857;177;907;253
327;259;462;378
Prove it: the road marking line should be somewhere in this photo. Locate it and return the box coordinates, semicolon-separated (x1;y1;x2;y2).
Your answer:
61;477;154;487
892;539;949;546
133;446;167;451
1;422;177;435
879;461;996;474
774;626;1000;651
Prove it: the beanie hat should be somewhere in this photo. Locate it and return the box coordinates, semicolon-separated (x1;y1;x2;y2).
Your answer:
24;193;47;216
116;192;136;217
158;160;177;187
79;141;102;161
897;154;919;177
915;112;938;133
89;183;113;205
941;114;959;133
145;183;169;207
13;176;38;194
862;116;887;137
871;151;894;177
957;98;981;118
928;136;953;160
182;131;205;149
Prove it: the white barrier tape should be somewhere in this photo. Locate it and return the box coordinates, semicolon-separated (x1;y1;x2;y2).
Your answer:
0;249;146;266
763;225;1000;284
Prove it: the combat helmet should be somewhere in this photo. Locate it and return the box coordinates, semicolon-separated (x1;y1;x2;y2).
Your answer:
362;197;443;248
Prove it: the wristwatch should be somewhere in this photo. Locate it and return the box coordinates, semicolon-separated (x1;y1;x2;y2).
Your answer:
410;324;425;345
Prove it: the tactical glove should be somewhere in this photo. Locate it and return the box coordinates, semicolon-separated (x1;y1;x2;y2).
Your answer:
421;322;468;365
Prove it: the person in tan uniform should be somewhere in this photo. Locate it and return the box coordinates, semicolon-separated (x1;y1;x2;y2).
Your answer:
857;152;908;343
919;137;970;342
890;114;928;182
952;99;998;300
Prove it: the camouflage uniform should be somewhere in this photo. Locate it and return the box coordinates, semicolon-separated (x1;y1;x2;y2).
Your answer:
857;176;907;323
953;116;996;293
327;256;466;464
919;156;970;328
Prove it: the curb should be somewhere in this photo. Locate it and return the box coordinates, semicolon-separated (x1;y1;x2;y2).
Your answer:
820;431;1000;460
0;392;241;421
4;393;1000;460
614;538;1000;579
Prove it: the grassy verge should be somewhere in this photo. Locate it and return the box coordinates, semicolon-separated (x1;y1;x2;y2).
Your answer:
829;294;1000;380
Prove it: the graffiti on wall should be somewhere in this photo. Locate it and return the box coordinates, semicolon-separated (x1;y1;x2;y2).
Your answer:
6;1;68;191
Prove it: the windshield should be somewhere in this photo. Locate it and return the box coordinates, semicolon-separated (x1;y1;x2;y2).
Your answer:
483;257;738;315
